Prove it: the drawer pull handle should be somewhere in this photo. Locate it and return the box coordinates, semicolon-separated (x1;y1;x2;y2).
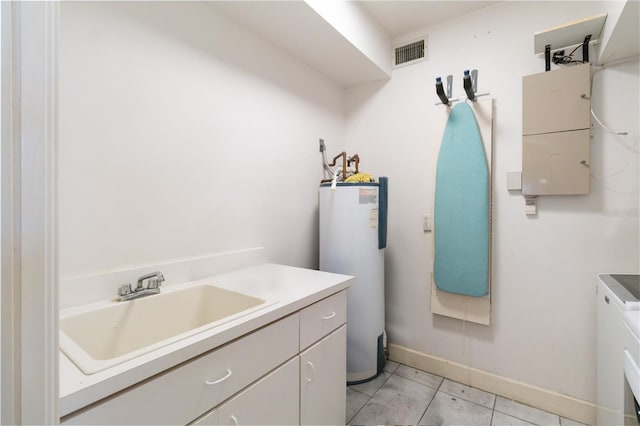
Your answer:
205;368;232;385
306;361;315;383
230;415;239;426
322;312;336;320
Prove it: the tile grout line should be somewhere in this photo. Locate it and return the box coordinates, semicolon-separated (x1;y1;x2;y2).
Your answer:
415;371;444;424
493;397;562;426
437;386;496;411
390;366;499;423
392;369;444;392
489;391;498;426
347;387;372;425
346;388;369;425
346;370;394;425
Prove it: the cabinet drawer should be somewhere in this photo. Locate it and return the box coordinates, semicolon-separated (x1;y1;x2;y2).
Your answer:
62;314;299;425
300;290;346;351
193;357;299;425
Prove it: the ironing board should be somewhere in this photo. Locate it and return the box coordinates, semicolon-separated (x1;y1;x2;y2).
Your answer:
433;102;489;297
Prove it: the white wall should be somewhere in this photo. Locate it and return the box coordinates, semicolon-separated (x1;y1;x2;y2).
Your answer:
345;1;639;403
58;2;345;279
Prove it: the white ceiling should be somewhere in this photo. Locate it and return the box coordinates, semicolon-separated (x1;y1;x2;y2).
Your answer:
359;1;499;39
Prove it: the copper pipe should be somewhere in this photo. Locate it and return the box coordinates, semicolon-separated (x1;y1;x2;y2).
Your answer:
348;154;360;175
320;151;361;183
333;152;348;181
327;151;347;181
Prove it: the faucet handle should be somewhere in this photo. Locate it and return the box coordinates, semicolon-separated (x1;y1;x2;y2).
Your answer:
118;283;132;296
147;278;163;290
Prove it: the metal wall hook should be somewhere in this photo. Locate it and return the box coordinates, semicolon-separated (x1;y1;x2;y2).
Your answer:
463;69;477;101
435;69;489;105
471;69;478;93
435;76;451;106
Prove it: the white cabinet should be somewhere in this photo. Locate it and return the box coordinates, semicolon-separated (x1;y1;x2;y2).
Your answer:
521;63;591;196
298;291;347;425
522;129;590;195
61;289;348;426
194;357;300;426
62;314;299;425
300;325;347;426
596;282;626;425
522;63;591;136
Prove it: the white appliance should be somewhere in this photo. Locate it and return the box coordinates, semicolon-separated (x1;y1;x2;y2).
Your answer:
596;274;640;425
319;181;387;384
624;310;640;425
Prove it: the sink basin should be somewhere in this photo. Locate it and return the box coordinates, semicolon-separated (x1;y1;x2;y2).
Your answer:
60;284;272;374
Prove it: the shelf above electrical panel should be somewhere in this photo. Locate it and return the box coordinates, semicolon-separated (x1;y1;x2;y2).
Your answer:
534;13;607;54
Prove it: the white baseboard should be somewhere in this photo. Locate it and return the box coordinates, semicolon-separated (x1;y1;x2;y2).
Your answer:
388;343;595;425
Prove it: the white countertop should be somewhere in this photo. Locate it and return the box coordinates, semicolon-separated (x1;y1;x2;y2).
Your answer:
597;273;640;312
60;263;353;417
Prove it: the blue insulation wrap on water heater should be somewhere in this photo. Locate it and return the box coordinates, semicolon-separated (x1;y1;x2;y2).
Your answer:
378;177;388;249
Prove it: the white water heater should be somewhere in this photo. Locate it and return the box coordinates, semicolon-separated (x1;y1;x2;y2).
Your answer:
319;179;388;384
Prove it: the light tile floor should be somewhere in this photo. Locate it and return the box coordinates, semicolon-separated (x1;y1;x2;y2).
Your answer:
347;361;590;426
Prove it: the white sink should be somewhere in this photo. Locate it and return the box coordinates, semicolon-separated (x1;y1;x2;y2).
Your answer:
60;284;272;374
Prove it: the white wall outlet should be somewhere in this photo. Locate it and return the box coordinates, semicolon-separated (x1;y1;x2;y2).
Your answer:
525;197;537;215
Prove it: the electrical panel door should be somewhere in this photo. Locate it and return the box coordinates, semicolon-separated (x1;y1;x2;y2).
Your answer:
522;63;591;195
522;129;590;195
522;63;591;136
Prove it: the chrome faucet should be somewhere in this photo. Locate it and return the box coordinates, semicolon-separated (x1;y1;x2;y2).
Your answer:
118;271;165;301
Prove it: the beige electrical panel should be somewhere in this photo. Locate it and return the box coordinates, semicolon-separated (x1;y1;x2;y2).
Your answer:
522;63;591;196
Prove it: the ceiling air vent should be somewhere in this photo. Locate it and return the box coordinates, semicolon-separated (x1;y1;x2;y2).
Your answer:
393;37;427;68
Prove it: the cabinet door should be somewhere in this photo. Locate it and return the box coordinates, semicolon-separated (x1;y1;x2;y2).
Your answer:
300;325;346;426
522;129;590;195
522;63;590;135
215;357;299;426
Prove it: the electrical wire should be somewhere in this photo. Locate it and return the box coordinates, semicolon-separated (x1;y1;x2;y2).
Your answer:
590;108;628;135
552;43;584;65
588;56;635;136
586;56;639;184
589;147;637;180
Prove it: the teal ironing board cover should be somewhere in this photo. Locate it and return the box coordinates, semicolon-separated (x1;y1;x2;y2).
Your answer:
434;102;489;297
